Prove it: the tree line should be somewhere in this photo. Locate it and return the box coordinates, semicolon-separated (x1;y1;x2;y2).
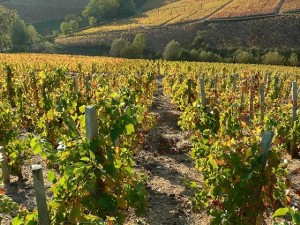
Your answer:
82;0;148;26
0;5;40;52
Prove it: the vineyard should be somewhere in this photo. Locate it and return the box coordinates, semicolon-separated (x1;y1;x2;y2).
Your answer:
210;0;281;19
280;0;300;13
75;0;230;35
0;54;300;224
55;0;300;51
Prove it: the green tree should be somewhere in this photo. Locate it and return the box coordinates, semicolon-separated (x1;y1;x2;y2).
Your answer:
11;18;28;47
190;49;199;61
64;14;77;22
287;53;299;67
69;20;79;31
0;5;17;51
262;51;286;65
199;50;222;62
179;48;192;61
0;5;40;51
109;38;130;57
77;16;83;24
83;0;119;21
132;33;146;58
162;39;181;61
118;0;136;17
89;17;97;26
234;49;257;64
121;45;141;58
60;22;70;34
26;25;40;45
192;30;207;49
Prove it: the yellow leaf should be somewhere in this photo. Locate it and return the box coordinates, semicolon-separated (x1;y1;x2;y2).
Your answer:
0;188;6;195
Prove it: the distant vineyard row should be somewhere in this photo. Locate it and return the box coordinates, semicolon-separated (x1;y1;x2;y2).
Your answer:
75;0;230;35
57;0;300;40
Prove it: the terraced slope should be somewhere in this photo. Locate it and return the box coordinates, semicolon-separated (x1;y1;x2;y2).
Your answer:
54;0;300;52
74;0;231;35
280;0;300;13
210;0;281;18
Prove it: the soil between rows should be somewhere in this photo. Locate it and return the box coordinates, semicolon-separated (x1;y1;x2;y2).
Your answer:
125;75;208;225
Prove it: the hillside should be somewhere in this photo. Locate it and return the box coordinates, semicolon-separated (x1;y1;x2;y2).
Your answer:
55;0;300;53
1;0;89;23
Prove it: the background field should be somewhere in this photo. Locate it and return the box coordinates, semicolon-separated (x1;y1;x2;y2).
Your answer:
53;0;300;53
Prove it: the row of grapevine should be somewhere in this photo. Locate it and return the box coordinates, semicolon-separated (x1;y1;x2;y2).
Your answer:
73;0;230;35
161;61;300;224
210;0;281;18
0;54;159;224
280;0;300;13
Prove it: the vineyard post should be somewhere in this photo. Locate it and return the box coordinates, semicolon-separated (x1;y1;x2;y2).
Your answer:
241;91;244;112
114;137;120;149
260;82;265;123
179;74;183;83
265;72;270;93
215;74;218;103
215;74;218;91
157;62;160;75
73;75;78;94
187;79;192;104
233;73;238;91
261;131;274;171
85;75;90;96
222;73;226;90
0;146;10;184
200;77;206;107
85;106;98;139
249;76;254;122
292;81;298;122
32;165;50;225
279;78;283;96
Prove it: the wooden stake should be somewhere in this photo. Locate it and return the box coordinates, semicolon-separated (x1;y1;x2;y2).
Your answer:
249;76;254;122
292;81;298;122
85;106;98;139
73;75;78;94
260;82;265;123
233;74;238;91
32;165;50;225
187;79;192;104
261;131;274;171
85;75;90;95
0;147;10;184
200;77;206;107
214;74;218;91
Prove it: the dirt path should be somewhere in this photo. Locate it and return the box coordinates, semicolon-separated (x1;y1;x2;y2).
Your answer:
125;76;209;225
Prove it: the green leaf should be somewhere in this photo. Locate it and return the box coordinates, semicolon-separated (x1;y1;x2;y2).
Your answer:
137;114;143;124
30;138;42;154
70;207;81;221
247;172;253;180
12;216;23;225
47;170;56;183
114;159;122;169
89;150;95;160
81;157;90;162
125;124;135;135
39;71;46;79
292;213;300;224
272;208;289;218
79;105;86;114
